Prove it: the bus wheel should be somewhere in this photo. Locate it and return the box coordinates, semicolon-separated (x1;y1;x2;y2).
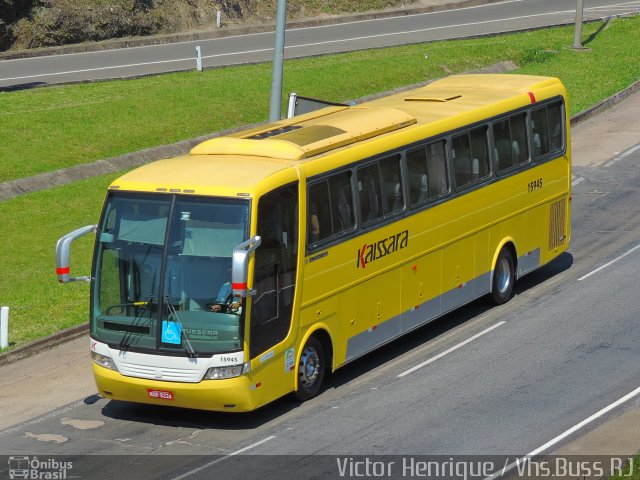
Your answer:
490;247;515;305
295;336;325;401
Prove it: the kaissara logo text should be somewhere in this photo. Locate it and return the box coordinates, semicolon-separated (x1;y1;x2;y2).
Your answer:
356;230;409;268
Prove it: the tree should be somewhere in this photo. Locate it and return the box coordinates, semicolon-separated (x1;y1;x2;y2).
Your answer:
0;0;36;24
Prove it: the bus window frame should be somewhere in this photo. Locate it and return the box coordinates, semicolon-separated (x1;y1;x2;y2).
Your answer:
530;98;567;164
355;153;406;229
405;138;452;211
491;110;532;178
449;124;493;194
304;95;568;256
306;168;358;252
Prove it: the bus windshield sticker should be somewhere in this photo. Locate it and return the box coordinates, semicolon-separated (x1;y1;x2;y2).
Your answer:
161;321;182;345
285;348;295;372
357;230;409;269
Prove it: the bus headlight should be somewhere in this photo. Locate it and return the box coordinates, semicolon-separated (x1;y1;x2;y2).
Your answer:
91;352;118;371
204;365;243;380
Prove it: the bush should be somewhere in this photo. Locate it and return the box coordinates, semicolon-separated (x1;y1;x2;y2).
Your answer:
0;20;12;50
0;0;35;24
12;0;158;48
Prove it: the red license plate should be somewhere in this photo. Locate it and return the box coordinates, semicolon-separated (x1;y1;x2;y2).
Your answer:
147;389;174;400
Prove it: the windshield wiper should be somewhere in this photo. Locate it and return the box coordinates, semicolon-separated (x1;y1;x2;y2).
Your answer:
164;295;197;358
119;294;153;351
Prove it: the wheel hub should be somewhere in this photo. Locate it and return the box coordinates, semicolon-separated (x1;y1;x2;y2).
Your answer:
497;257;512;294
299;346;320;386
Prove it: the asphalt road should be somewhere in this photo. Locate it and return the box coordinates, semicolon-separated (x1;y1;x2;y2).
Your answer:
0;138;639;479
1;0;639;89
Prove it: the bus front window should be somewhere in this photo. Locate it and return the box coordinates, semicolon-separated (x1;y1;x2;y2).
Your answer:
92;193;250;356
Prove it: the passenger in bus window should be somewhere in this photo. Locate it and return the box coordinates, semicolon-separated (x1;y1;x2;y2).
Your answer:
310;202;320;242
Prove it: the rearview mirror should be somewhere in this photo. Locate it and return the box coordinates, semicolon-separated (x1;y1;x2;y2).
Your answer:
231;236;261;297
55;225;97;283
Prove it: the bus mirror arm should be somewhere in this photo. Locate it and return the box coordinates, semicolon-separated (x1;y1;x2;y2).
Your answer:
231;236;262;297
55;225;97;283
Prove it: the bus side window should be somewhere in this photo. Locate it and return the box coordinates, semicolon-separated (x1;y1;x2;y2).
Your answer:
307;171;354;248
357;155;402;225
494;113;528;173
494;119;513;171
407;147;430;205
532;102;564;160
452;133;471;188
469;126;490;181
379;154;403;215
511;113;529;165
407;140;448;206
426;141;448;197
328;171;355;234
308;181;332;244
357;163;383;224
547;103;564;152
531;107;549;158
453;126;489;189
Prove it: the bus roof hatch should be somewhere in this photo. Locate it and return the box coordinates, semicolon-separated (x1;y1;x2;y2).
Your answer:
190;107;416;160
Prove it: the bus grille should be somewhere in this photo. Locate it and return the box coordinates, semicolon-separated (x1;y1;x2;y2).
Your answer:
118;363;201;382
549;198;566;250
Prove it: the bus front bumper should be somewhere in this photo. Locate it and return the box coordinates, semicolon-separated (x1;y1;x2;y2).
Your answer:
93;364;258;412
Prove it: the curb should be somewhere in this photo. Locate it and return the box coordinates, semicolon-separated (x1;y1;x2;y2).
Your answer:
0;0;502;61
1;70;638;365
570;79;640;127
0;322;88;367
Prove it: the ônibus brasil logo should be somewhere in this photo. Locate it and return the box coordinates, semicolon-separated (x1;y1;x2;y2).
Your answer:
356;230;409;269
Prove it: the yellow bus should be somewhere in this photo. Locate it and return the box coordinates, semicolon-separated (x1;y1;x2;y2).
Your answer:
56;74;570;412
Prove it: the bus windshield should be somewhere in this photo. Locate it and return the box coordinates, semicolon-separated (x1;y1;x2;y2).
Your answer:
91;192;250;356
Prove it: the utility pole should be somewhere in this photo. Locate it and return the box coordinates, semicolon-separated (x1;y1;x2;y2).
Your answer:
573;0;584;48
269;0;287;122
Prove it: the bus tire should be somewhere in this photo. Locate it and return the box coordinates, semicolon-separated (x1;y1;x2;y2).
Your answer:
295;336;325;401
490;247;515;305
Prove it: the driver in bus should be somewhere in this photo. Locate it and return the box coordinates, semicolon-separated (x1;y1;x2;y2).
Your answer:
208;281;242;313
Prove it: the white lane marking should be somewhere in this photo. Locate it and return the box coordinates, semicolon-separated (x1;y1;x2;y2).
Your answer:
170;435;276;480
397;321;506;378
577;243;640;282
0;0;528;63
572;176;584;186
0;56;197;82
603;143;640;167
0;4;627;83
485;385;640;480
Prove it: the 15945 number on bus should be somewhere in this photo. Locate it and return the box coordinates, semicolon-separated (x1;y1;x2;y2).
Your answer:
528;178;543;192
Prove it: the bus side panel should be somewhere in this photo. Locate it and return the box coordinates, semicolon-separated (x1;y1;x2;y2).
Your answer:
247;348;298;409
344;269;402;362
441;235;476;313
399;250;442;332
474;229;491;296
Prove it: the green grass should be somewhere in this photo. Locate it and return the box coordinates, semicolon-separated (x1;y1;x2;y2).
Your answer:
0;173;118;347
0;16;639;349
1;16;639;182
610;454;640;480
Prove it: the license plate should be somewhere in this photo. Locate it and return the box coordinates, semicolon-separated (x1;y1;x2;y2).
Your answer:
147;389;174;401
